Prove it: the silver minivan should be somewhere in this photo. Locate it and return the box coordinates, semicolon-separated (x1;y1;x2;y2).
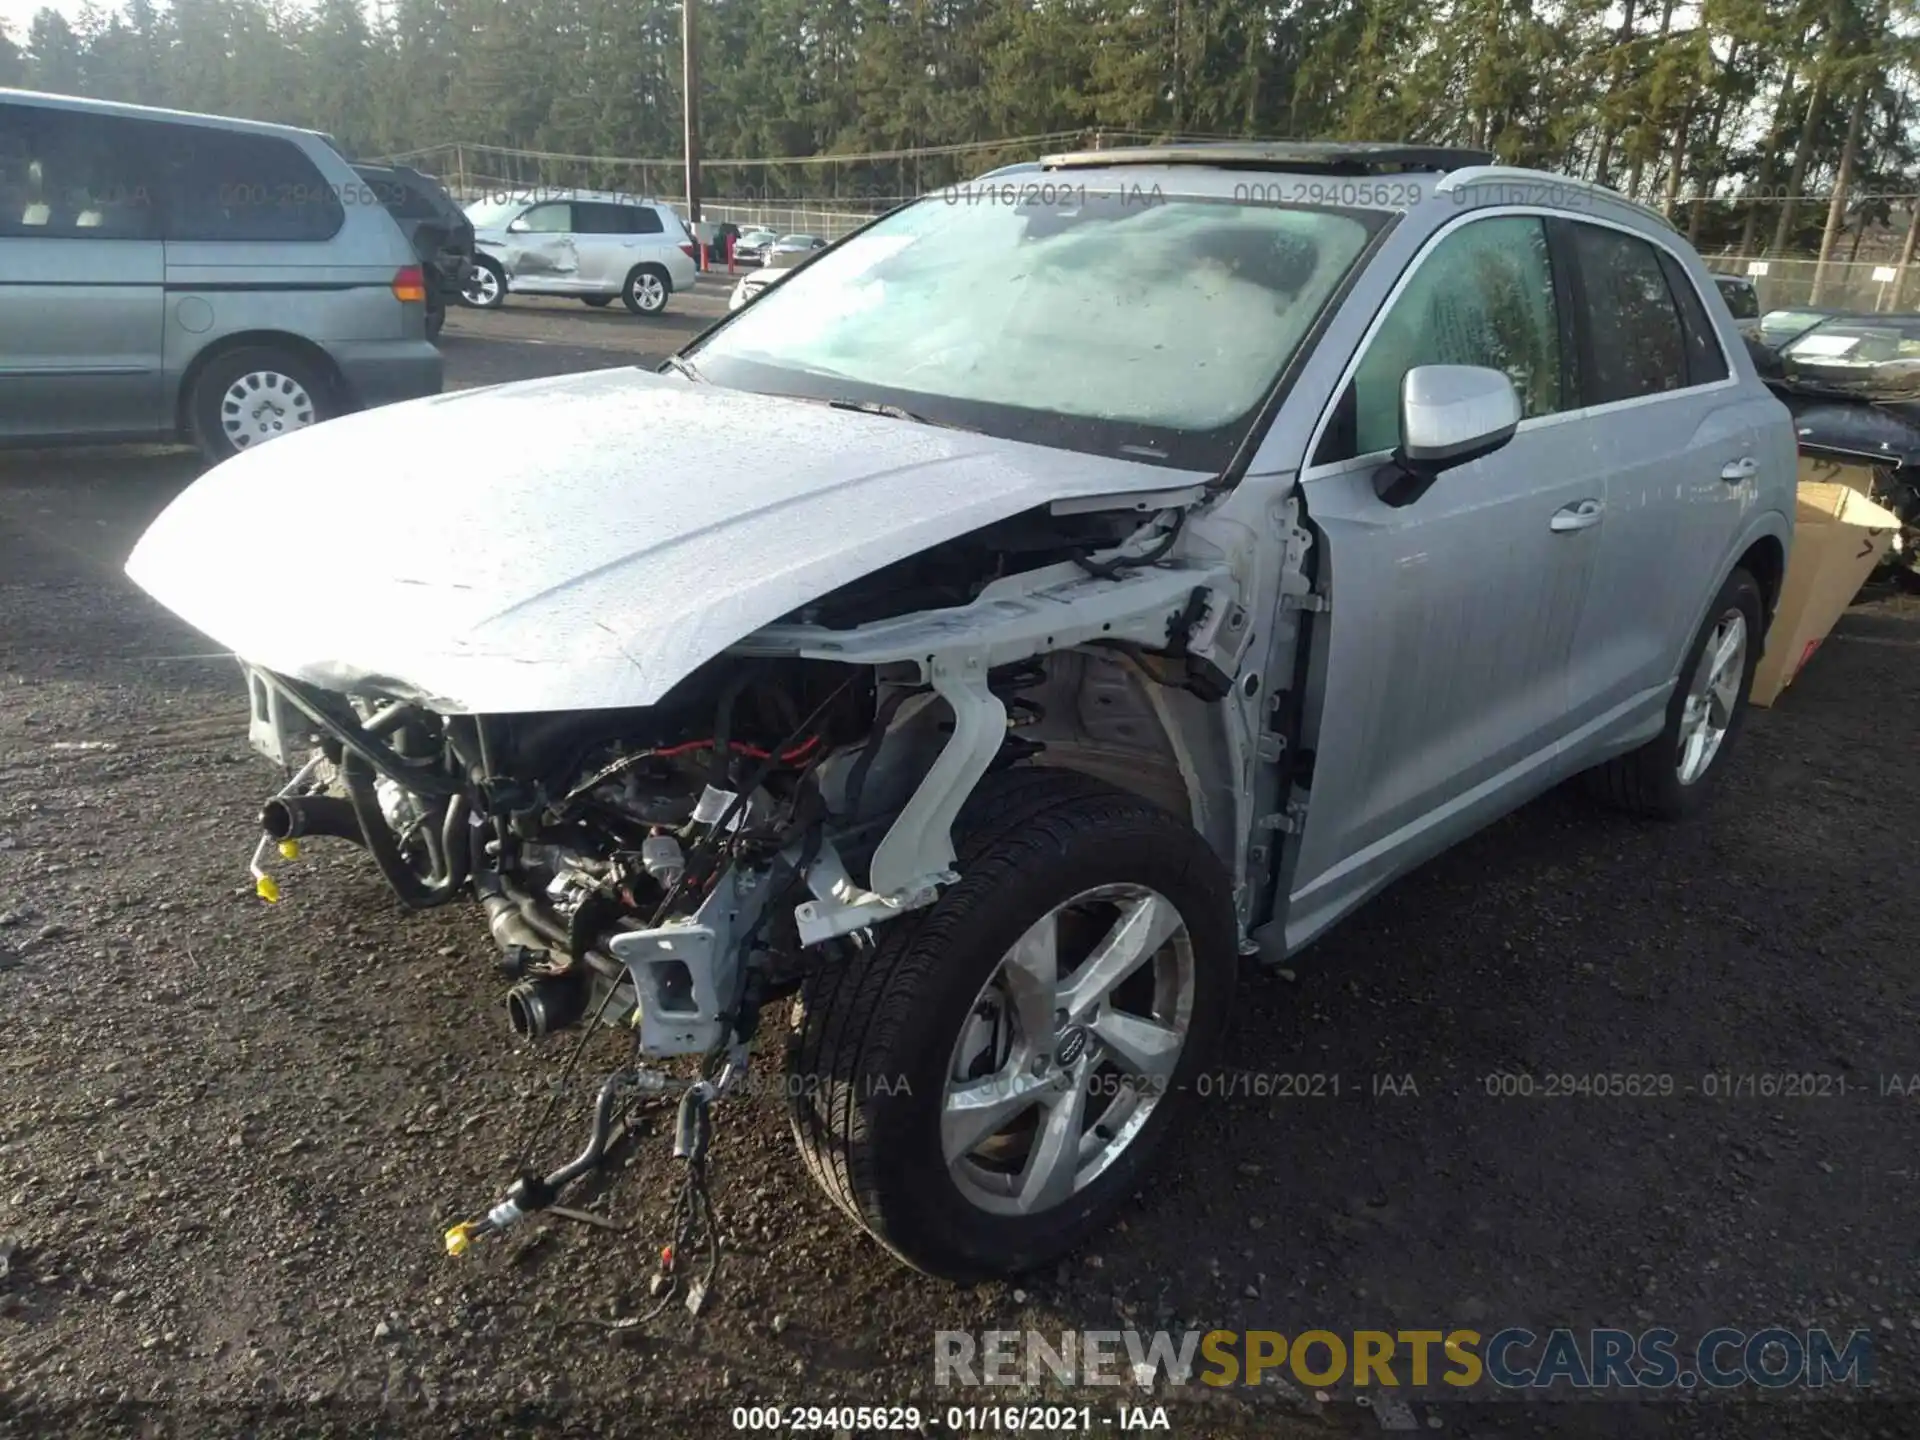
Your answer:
0;89;442;461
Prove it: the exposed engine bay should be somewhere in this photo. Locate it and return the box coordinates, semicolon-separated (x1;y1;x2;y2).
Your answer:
232;498;1270;1294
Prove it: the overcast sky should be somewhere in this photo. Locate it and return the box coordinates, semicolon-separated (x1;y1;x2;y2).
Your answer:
3;0;92;42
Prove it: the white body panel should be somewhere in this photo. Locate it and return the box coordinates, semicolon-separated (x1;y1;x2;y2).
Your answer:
125;367;1203;713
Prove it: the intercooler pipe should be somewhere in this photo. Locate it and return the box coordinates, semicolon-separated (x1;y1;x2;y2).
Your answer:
339;750;467;910
259;794;366;846
481;891;557;957
505;975;587;1042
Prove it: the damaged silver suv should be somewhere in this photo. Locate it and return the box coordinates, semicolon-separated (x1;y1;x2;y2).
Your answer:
127;143;1795;1281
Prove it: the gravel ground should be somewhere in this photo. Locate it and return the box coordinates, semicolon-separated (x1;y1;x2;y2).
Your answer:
2;313;1917;1439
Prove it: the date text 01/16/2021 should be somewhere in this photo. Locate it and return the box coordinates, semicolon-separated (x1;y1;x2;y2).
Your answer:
730;1404;1170;1431
937;181;1166;209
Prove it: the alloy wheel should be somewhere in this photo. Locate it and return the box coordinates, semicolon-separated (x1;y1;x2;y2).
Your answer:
630;273;667;313
1677;607;1747;784
463;266;500;306
943;884;1194;1217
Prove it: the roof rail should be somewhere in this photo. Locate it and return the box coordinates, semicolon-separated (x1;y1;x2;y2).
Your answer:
972;161;1045;180
1038;141;1495;176
1435;165;1677;230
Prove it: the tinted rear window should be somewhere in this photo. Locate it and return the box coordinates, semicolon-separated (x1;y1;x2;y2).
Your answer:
162;126;344;242
1570;223;1687;402
356;166;443;220
1713;276;1760;319
1665;254;1731;384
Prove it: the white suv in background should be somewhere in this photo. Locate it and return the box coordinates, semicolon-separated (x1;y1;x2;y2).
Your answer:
460;189;698;315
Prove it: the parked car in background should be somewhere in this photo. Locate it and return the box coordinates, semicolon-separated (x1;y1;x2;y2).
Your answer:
460;189;698;314
128;142;1795;1283
0;88;441;462
696;220;741;270
1763;312;1920;583
1711;272;1761;322
352;161;473;343
769;232;828;259
731;226;778;265
1749;306;1854;353
726;247;807;310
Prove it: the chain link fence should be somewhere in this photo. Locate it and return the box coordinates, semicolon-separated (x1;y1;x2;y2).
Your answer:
394;141;1920;305
389;136;1099;241
1697;253;1916;314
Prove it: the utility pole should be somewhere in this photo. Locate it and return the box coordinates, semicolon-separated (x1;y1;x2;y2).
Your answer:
682;0;702;225
1172;0;1183;131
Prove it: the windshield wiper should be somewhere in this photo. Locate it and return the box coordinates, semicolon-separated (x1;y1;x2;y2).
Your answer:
826;398;976;433
659;354;702;382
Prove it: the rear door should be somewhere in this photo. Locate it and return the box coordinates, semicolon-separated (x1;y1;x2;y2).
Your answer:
1555;219;1759;748
0;101;167;442
499;201;578;291
571;201;636;291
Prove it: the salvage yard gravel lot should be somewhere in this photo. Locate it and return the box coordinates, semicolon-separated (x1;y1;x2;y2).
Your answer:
2;296;1918;1439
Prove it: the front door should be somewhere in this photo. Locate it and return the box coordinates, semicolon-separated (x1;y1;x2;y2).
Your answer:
500;201;580;292
1283;212;1608;949
0;102;166;443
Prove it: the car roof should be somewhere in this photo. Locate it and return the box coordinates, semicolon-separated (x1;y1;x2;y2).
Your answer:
1039;140;1496;175
0;86;329;144
969;148;1664;228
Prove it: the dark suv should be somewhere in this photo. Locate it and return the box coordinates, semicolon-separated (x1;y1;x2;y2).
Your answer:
353;162;474;342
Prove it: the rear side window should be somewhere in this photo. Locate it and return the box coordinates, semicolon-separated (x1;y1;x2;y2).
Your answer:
0;103;161;239
626;205;665;234
1661;253;1731;384
573;201;629;234
161;126;344;242
357;167;440;221
1568;223;1687;402
1321;215;1564;463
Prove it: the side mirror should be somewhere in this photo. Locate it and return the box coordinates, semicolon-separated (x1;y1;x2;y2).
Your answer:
1374;364;1521;507
506;216;530;234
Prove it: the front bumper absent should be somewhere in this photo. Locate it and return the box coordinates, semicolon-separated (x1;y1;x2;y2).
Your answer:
246;665;318;766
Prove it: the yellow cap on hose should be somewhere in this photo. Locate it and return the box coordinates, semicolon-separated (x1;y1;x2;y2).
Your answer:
255;874;280;904
277;839;301;861
444;1221;479;1257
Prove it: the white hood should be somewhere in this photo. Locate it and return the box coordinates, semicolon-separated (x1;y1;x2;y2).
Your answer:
127;367;1199;713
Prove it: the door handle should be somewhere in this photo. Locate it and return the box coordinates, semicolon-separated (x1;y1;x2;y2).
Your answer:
1550;498;1605;532
1720;456;1759;482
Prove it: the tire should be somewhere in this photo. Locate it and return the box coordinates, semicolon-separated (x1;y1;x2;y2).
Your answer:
622;265;671;316
187;347;331;465
1583;567;1764;819
785;767;1236;1280
581;295;614;308
461;257;506;309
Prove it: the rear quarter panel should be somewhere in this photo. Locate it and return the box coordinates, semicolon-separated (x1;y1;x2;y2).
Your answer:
164;135;424;393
